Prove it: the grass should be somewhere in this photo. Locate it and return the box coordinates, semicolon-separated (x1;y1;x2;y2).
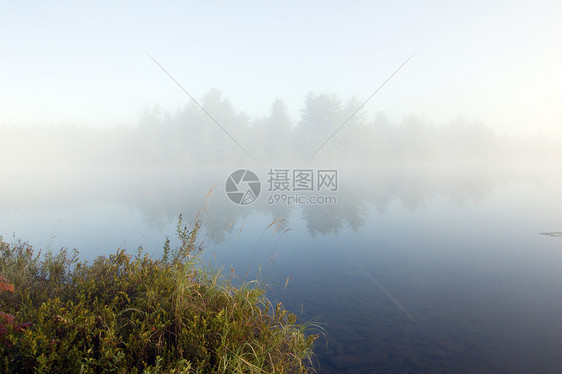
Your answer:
0;215;319;373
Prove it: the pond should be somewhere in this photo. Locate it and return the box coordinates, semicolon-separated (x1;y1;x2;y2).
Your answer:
1;165;561;373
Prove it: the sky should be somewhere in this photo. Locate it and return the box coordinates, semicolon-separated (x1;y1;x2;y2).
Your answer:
1;1;561;138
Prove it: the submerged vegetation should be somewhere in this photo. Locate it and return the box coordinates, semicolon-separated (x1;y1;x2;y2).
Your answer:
0;216;318;373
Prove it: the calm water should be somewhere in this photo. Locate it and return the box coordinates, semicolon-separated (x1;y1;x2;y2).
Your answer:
1;166;562;373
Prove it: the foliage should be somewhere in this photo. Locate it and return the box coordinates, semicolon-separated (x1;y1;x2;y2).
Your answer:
0;218;318;373
1;275;33;337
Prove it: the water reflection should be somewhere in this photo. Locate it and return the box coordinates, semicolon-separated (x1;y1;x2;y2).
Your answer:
0;166;504;243
2;166;562;373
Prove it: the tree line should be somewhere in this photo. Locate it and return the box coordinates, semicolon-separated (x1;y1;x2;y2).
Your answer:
2;89;557;174
135;89;507;166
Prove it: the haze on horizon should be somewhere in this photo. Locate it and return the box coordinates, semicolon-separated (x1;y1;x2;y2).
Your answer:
1;1;561;140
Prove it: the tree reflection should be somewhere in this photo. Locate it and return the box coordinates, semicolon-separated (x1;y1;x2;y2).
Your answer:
0;167;501;243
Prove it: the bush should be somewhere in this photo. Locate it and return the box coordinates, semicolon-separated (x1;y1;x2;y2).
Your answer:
0;217;318;373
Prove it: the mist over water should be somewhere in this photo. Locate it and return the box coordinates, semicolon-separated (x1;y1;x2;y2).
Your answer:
1;88;559;254
2;2;562;372
2;87;562;372
1;154;562;372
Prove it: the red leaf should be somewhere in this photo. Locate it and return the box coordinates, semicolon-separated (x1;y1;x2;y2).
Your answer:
0;276;15;293
0;312;16;324
0;284;15;293
15;322;33;332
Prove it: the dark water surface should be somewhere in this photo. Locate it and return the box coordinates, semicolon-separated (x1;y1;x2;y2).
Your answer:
1;166;561;373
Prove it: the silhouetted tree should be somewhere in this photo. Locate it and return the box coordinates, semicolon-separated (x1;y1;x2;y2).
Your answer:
293;92;341;161
330;96;368;163
264;99;292;164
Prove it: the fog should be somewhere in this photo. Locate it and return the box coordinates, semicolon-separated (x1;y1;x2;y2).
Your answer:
1;0;561;254
2;1;562;141
4;4;562;372
1;87;561;176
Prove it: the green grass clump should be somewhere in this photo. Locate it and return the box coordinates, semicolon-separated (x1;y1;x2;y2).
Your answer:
0;217;318;373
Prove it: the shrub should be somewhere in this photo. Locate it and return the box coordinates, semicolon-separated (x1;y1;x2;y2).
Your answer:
0;217;318;373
